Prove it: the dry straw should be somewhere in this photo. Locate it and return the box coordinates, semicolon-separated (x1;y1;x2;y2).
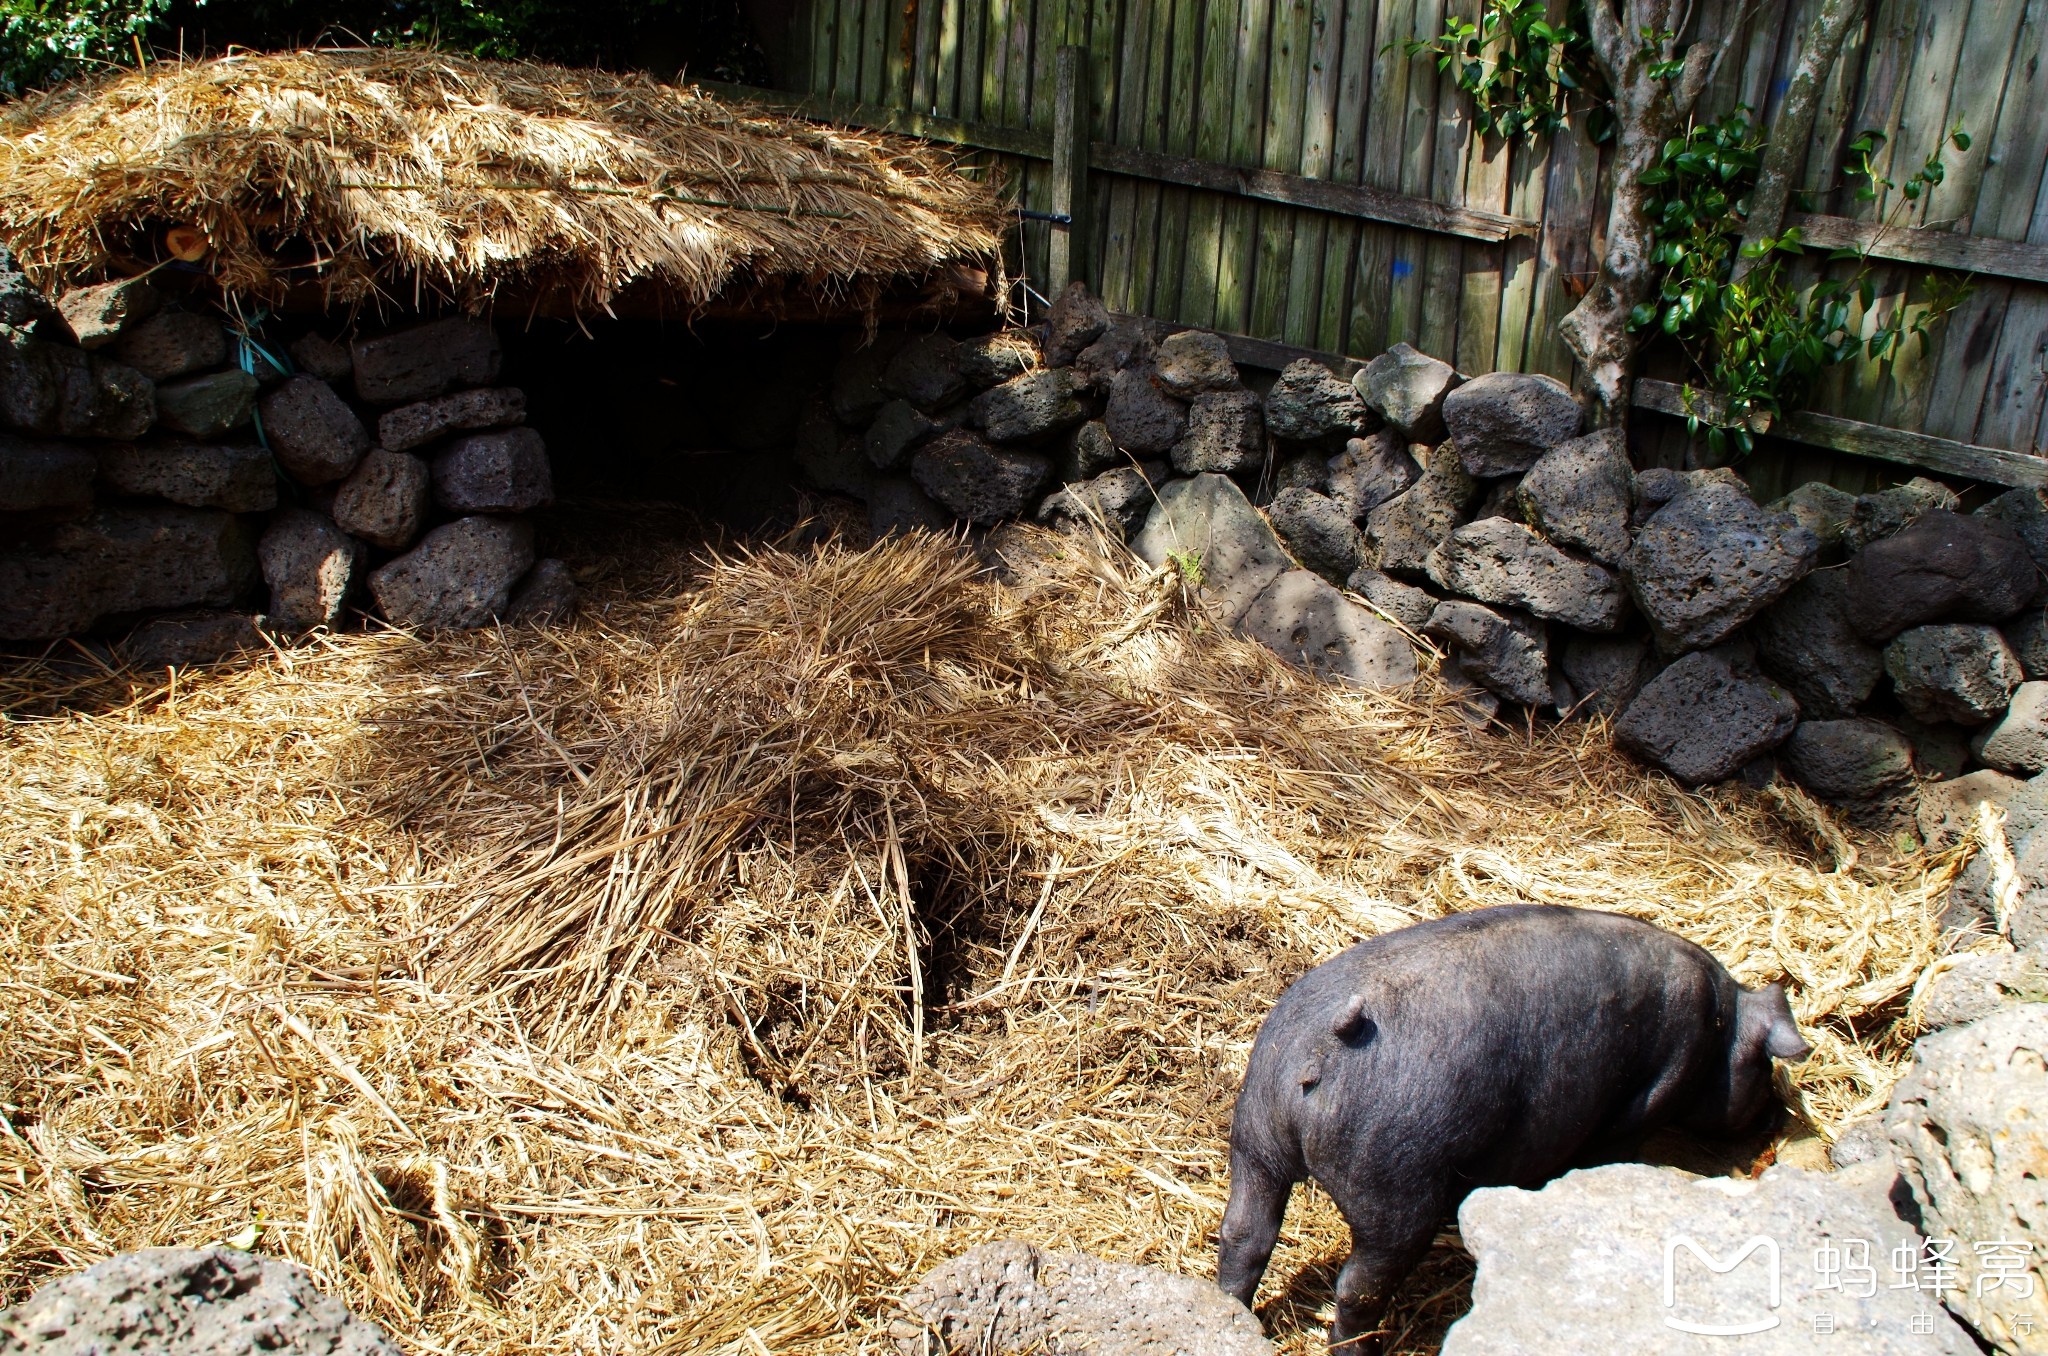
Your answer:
0;519;1965;1353
0;49;1007;314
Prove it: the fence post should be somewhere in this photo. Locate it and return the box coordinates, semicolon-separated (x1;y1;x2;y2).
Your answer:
1049;45;1091;294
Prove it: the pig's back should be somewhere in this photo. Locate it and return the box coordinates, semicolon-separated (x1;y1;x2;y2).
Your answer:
1259;905;1730;1189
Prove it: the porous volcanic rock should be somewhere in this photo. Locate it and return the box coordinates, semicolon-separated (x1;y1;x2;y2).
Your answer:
1264;357;1368;442
1515;428;1631;565
368;516;535;630
910;429;1053;524
96;440;275;513
258;508;361;631
260;376;369;486
1847;510;2037;641
1622;483;1819;652
1614;650;1800;784
1426;517;1625;631
1441;371;1581;478
1424;599;1551;707
1172;389;1265;476
1131;472;1291;627
1885;624;2024;725
1353;341;1460;443
350;317;502;406
1241;569;1418;689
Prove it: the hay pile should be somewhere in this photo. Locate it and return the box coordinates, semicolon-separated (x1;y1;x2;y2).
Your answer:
0;50;1005;313
0;520;1960;1353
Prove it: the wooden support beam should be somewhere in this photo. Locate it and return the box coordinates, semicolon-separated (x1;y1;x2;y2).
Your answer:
1788;212;2048;287
1048;46;1091;294
1633;378;2048;488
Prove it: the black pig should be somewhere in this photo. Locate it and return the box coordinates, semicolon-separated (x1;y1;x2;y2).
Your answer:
1217;904;1809;1350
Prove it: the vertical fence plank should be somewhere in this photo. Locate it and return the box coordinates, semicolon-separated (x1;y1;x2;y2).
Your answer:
1050;46;1093;292
1417;0;1475;365
1149;0;1201;319
1252;0;1315;340
1383;0;1444;349
1178;0;1240;326
1315;0;1375;352
1100;0;1152;309
1284;0;1345;349
1926;0;2048;441
1217;0;1277;335
1349;0;1416;356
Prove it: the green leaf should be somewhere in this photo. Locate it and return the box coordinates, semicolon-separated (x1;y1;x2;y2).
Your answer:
1954;129;1973;151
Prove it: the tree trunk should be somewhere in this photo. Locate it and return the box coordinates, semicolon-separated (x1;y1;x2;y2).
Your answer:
1730;0;1869;281
1558;0;1738;429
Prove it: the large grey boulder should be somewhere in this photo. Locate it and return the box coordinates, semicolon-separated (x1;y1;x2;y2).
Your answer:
123;611;270;669
1916;946;2048;1031
1426;517;1625;631
862;398;943;471
1443;1163;1978;1356
1770;481;1858;559
1152;330;1241;398
331;449;430;551
260;376;369;486
1172;389;1266;475
1058;420;1123;483
1072;318;1153;395
1630;465;1748;528
891;1240;1270;1356
1363;442;1479;575
1103;366;1187;454
350;317;501;405
2007;610;2048;680
1614;650;1800;784
1516;428;1632;565
1843;476;1960;552
1976;681;2048;775
96;441;275;513
105;311;227;382
867;477;953;537
1917;769;2048;851
258;509;361;631
287;333;352;383
1036;465;1158;540
955;331;1039;388
829;334;906;424
154;369;258;439
504;558;577;625
1885;624;2023;725
1560;632;1655;717
1240;569;1418;688
1749;570;1885;719
1442;370;1581;478
55;277;162;349
911;430;1052;524
0;246;60;331
1848;510;2038;641
1264;357;1367;442
0;507;255;639
1324;430;1421;522
1345;566;1437;630
1622;483;1819;652
1424;599;1551;707
881;332;966;410
1782;718;1915;802
1132;472;1291;628
0;1246;401;1356
0;331;156;440
1884;1006;2048;1351
375;386;525;453
1040;282;1110;366
1978;485;2048;579
431;427;554;513
0;435;96;512
368;516;534;630
1265;486;1363;581
1353;341;1460;443
972;368;1091;444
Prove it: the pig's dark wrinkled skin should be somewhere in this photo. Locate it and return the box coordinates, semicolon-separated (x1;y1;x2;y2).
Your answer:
1217;905;1810;1351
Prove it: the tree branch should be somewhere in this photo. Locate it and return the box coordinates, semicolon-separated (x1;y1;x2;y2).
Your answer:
1582;0;1629;77
1730;0;1869;280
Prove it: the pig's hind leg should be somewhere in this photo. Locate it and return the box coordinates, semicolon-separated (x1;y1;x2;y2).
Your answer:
1327;1193;1443;1353
1216;1147;1295;1309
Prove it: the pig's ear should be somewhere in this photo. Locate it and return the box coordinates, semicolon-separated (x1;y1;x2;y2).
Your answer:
1752;982;1811;1061
1330;994;1374;1042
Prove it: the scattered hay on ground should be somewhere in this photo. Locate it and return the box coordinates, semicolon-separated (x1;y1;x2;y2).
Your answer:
0;519;1961;1353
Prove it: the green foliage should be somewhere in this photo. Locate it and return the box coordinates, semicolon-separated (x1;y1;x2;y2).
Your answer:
0;0;168;96
1404;0;1603;143
1627;110;1973;457
1167;549;1204;590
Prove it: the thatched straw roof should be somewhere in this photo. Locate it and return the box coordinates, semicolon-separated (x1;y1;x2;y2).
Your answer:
0;49;1007;316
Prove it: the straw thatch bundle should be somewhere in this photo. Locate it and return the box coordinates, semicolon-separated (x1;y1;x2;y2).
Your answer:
0;49;1006;314
0;516;1976;1354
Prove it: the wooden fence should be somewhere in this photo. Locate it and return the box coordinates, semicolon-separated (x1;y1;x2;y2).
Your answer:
741;0;2048;479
